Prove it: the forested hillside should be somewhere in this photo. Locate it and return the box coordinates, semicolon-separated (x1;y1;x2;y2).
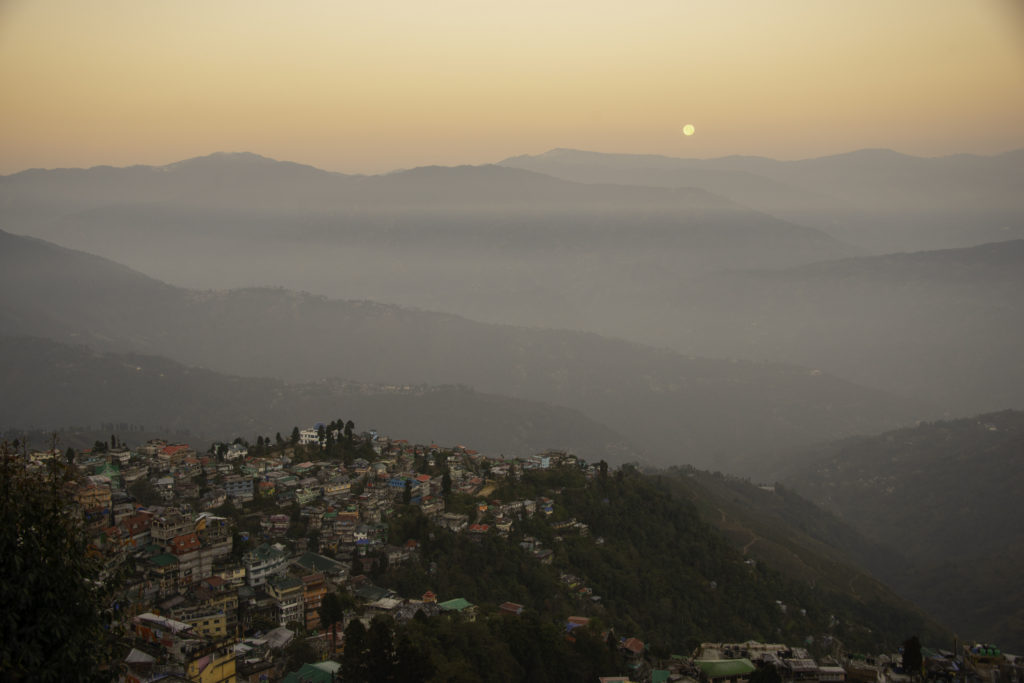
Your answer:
781;411;1024;651
367;465;945;675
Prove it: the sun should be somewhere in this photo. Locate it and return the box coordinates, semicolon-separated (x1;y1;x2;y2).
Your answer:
682;124;695;136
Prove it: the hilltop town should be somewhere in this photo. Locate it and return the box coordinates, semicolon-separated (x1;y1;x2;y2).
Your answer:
10;422;1021;683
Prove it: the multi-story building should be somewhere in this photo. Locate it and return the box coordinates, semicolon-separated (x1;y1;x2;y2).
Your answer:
244;543;288;587
266;575;304;627
222;474;254;502
151;511;192;545
301;572;327;631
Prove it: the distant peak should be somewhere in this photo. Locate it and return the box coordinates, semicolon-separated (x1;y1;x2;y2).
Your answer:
164;151;279;169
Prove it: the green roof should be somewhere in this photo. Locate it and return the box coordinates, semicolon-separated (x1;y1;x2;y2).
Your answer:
697;659;757;679
438;598;474;612
149;553;179;567
294;552;345;573
652;671;670;683
282;663;334;683
268;575;304;591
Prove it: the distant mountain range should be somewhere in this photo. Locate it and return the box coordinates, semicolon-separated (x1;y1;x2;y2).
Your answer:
3;150;1021;420
660;240;1024;413
501;147;1024;253
0;151;860;338
0;229;926;470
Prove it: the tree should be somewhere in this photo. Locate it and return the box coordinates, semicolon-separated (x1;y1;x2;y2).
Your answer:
320;592;344;654
342;618;369;682
366;615;396;682
128;476;162;507
902;636;923;678
750;663;783;683
283;637;319;673
402;479;412;505
442;469;452;499
290;426;300;446
1;442;121;681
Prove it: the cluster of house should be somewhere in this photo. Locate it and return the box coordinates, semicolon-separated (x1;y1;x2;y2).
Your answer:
600;640;1024;683
41;428;587;681
36;429;1021;683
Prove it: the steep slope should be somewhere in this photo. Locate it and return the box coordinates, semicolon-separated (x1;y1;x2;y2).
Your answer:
0;336;640;463
661;468;914;600
462;466;948;655
0;230;928;471
779;411;1024;651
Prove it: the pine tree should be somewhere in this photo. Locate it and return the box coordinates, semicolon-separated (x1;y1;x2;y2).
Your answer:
0;441;121;681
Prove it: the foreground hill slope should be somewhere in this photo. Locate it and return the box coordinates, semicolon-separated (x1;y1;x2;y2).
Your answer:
0;230;928;470
660;469;914;604
415;465;949;659
779;411;1024;652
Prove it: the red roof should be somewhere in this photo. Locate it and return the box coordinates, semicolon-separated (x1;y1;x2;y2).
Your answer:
499;602;524;615
622;637;645;654
161;444;191;456
170;532;201;555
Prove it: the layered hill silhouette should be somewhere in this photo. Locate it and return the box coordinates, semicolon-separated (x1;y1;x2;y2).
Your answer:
658;240;1024;414
0;229;927;470
0;336;640;463
0;152;859;332
4;151;1020;423
501;147;1024;253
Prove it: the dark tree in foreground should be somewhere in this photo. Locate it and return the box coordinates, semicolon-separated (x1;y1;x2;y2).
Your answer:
0;442;120;681
750;663;783;683
341;618;369;682
320;592;344;654
902;636;923;677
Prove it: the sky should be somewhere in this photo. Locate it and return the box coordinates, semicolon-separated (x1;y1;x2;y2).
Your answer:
1;0;1023;175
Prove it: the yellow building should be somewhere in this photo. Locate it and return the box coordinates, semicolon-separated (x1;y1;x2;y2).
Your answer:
183;611;228;640
185;641;235;683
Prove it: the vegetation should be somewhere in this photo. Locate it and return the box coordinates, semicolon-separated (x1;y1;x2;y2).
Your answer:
370;465;942;665
339;612;622;683
0;441;122;681
783;410;1024;651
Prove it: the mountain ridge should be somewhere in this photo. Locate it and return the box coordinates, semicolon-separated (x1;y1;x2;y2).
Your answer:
0;229;930;472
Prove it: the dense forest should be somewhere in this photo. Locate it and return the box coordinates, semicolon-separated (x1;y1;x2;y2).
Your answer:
348;464;944;682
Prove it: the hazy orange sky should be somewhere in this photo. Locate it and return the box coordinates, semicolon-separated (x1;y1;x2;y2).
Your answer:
2;0;1022;174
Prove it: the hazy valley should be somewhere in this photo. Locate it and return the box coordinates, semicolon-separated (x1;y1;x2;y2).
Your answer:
2;147;1023;669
